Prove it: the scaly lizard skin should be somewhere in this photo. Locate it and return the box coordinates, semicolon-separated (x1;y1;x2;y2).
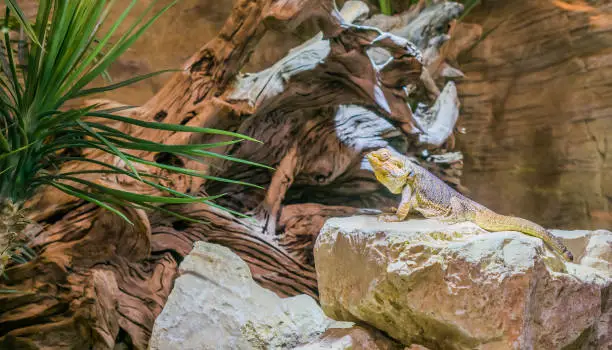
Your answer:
366;148;574;261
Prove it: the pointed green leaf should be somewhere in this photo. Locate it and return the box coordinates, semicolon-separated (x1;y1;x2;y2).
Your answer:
72;69;178;98
46;181;133;224
4;0;41;47
87;112;262;143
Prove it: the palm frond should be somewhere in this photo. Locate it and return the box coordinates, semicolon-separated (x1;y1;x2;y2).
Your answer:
0;0;267;229
379;0;393;15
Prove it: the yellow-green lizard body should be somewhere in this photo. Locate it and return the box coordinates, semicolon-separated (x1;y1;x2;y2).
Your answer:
366;148;573;261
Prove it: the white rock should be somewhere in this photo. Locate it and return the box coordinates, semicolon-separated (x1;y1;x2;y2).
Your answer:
149;242;333;350
295;325;404;350
314;216;612;349
552;229;612;275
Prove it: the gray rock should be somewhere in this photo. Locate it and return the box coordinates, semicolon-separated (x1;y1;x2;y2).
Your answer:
315;216;612;349
149;242;333;350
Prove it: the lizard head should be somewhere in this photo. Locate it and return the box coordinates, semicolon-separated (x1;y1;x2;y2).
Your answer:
366;148;414;194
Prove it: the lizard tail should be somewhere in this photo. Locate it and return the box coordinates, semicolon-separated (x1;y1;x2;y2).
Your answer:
474;211;573;262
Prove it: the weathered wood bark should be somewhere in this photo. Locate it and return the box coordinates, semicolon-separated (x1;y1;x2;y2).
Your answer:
0;1;468;348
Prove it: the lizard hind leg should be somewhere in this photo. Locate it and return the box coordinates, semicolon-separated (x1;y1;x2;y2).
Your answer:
436;196;469;224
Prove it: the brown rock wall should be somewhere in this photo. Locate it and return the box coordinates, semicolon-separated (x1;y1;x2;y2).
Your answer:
457;0;612;229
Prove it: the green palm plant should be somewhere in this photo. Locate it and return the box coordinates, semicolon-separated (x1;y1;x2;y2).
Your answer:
379;0;394;15
0;0;267;275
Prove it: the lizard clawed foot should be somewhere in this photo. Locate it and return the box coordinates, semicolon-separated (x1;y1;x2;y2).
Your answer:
378;214;402;222
381;206;398;213
378;207;401;222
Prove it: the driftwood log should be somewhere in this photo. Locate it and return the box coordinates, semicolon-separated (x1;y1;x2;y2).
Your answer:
0;1;473;348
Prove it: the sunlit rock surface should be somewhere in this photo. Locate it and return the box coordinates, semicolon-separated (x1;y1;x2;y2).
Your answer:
315;216;612;349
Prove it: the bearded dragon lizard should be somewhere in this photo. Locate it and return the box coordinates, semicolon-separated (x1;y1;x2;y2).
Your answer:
366;148;573;261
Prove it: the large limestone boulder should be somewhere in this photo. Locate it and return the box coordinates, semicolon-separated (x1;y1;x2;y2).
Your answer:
314;216;612;349
150;241;337;350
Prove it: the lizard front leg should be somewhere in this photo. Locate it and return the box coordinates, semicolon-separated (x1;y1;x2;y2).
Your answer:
379;185;413;222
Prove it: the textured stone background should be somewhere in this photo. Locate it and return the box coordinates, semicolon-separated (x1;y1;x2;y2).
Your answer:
456;0;612;229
